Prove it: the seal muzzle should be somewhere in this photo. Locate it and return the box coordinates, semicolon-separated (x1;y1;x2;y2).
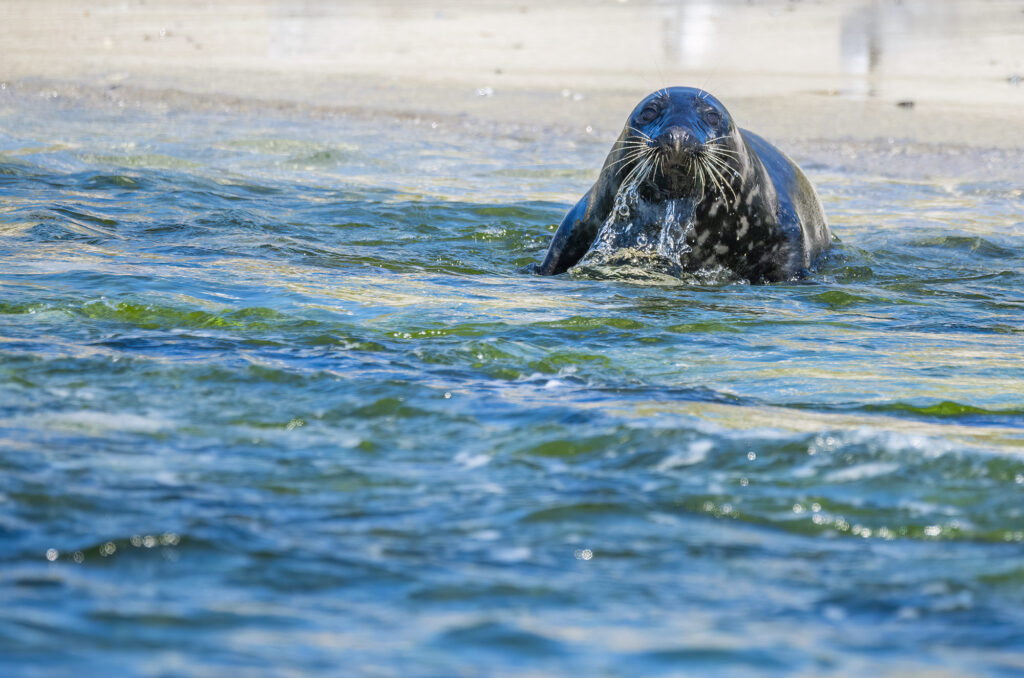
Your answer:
655;126;702;157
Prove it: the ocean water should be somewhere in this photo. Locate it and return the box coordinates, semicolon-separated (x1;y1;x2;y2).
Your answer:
1;86;1023;677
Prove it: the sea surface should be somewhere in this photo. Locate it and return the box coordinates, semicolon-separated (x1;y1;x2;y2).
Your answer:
1;85;1023;677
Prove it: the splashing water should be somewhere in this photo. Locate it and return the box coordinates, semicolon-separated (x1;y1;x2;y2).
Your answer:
572;185;718;282
2;82;1024;678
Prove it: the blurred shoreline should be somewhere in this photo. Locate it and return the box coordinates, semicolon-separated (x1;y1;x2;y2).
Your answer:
1;0;1022;163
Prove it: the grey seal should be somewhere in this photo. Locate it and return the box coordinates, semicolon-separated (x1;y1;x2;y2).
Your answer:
529;87;831;282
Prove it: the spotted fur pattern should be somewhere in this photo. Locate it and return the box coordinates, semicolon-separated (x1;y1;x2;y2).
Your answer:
530;87;831;282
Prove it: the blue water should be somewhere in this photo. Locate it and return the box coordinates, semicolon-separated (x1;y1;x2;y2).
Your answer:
2;86;1023;677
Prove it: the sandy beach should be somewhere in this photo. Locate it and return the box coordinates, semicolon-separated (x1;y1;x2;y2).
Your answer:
2;0;1022;158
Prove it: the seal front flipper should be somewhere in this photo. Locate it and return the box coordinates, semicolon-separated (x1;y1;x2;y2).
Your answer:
530;124;635;275
534;168;620;275
532;194;595;275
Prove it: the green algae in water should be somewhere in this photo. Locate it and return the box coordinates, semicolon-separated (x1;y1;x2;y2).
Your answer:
1;93;1023;678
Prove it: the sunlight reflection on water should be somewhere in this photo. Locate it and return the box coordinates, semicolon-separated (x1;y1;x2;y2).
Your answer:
1;79;1023;677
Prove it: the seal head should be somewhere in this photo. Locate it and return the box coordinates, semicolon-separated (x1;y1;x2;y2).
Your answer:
530;87;831;282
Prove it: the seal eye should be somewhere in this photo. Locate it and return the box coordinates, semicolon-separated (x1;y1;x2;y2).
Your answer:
703;110;722;127
637;105;659;124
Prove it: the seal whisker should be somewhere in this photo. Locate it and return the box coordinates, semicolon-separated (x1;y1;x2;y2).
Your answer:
702;151;734;171
636;154;656;184
700;152;728;186
610;146;651;155
613;145;651;153
615;143;654;155
607;147;653;167
707;147;741;159
702;155;738;204
620;153;652;189
611;146;651;156
611;145;650;154
703;152;740;190
699;156;724;202
696;155;729;204
703;136;741;151
708;148;741;161
613;138;652;148
608;156;647;171
704;144;741;159
627;126;654;142
610;158;648;177
607;148;654;174
707;167;731;205
642;154;658;183
691;156;706;197
637;154;657;185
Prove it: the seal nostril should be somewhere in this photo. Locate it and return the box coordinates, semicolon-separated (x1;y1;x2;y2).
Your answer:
658;126;698;155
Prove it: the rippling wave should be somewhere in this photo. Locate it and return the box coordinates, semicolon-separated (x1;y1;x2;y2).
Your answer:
1;87;1023;676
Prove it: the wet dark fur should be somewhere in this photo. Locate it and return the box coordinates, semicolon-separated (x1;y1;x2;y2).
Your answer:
529;87;831;282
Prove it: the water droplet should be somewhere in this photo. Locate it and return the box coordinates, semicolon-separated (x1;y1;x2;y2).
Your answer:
614;198;629;218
